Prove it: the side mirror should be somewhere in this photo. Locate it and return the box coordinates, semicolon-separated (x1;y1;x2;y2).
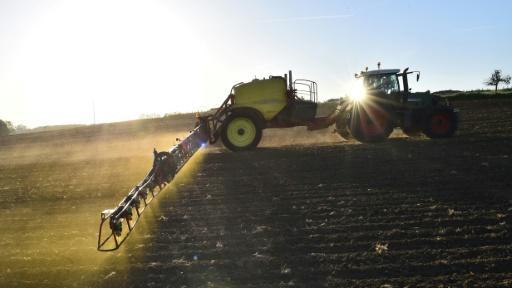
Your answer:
416;73;420;82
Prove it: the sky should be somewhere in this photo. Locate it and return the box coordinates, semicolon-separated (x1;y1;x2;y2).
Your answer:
1;0;511;127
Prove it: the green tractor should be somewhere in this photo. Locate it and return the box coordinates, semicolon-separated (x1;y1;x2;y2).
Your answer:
335;67;459;142
199;67;458;151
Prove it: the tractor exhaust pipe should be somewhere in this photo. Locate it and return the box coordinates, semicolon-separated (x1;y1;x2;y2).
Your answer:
288;70;293;90
402;67;409;104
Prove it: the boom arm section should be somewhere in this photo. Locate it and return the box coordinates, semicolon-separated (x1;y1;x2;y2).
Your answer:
97;125;209;251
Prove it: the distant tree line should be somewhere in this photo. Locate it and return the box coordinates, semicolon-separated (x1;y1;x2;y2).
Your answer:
139;113;161;119
0;119;28;137
0;120;13;136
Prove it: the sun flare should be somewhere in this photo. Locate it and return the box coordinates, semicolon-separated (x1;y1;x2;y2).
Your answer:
349;79;366;102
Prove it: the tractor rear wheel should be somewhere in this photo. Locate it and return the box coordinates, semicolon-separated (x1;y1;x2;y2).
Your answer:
349;105;393;143
221;113;262;151
423;107;457;138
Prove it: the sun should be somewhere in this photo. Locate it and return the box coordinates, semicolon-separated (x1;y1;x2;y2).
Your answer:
349;79;366;102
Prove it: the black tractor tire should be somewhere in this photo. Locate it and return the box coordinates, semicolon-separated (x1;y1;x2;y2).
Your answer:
423;107;458;139
221;112;263;151
349;106;393;143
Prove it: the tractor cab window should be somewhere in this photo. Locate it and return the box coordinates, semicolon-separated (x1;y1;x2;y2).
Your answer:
364;74;399;94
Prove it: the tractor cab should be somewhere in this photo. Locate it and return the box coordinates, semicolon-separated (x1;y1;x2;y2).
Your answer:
360;69;401;94
356;68;421;106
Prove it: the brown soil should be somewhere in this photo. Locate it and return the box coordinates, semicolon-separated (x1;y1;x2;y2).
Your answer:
1;99;511;287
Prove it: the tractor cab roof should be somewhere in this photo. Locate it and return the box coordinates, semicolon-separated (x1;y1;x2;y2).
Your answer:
358;69;401;77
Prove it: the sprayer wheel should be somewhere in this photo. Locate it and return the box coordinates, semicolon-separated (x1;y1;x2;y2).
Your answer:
221;113;262;151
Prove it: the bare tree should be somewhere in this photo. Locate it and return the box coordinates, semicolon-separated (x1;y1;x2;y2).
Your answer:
485;69;511;94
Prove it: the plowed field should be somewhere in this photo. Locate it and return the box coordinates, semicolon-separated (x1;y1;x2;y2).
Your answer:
1;99;511;287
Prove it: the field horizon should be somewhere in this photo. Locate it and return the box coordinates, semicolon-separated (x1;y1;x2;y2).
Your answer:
3;87;511;137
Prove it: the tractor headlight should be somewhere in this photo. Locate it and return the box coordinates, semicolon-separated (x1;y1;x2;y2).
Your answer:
349;79;366;102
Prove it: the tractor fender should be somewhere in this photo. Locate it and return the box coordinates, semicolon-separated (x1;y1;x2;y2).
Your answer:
227;107;266;129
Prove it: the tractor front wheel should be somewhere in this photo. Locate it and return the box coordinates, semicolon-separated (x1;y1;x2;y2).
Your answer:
349;105;393;143
221;113;262;151
423;107;457;139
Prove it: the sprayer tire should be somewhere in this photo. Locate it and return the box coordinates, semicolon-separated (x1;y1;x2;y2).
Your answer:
221;112;262;151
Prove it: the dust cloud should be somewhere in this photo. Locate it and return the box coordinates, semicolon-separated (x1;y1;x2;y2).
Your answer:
0;121;196;287
260;127;342;147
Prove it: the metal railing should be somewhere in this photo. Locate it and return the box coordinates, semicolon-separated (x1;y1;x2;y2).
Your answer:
293;79;318;102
